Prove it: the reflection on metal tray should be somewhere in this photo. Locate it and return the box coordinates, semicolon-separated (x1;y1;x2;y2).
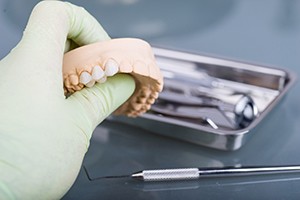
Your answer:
109;47;296;151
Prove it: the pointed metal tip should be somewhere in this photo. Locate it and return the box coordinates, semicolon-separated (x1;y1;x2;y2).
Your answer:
131;172;144;180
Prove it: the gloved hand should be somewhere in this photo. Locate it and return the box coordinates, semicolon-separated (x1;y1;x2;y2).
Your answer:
0;1;135;199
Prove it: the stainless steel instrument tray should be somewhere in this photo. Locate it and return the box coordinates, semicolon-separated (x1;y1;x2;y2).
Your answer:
109;47;296;151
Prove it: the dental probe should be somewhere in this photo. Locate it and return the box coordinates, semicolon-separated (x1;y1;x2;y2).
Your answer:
130;165;300;181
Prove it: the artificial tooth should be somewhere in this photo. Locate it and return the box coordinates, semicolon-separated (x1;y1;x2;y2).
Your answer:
64;78;71;88
142;88;152;97
151;92;159;99
144;104;151;111
132;103;143;111
79;71;92;85
139;109;147;114
85;80;95;88
92;65;105;80
138;97;147;104
96;76;107;83
152;82;163;92
105;59;119;76
68;88;75;93
147;97;156;104
69;74;79;85
74;85;83;91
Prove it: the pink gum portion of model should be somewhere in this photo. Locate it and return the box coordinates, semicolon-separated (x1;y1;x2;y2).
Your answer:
63;38;163;117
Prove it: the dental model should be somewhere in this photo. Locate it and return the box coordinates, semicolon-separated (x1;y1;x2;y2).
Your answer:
63;38;163;117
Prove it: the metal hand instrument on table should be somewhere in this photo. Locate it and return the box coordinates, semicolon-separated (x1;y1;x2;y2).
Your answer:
84;165;300;181
131;165;300;181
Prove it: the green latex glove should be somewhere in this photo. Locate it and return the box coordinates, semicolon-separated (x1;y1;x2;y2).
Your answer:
0;1;135;199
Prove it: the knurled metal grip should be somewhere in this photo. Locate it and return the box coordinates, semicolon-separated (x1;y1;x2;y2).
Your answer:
140;168;200;181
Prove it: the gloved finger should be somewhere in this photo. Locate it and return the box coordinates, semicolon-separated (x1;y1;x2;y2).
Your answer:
21;1;109;53
67;74;135;139
3;1;110;95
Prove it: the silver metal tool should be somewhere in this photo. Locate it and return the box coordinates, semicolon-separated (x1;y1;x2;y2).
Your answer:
131;165;300;181
155;90;258;129
151;102;234;129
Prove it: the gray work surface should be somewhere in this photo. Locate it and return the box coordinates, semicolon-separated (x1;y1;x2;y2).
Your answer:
1;1;300;199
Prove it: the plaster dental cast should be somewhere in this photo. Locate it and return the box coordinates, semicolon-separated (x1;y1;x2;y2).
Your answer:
63;38;163;116
0;1;163;200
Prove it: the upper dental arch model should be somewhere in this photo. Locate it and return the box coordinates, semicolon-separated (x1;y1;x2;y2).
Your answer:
63;38;163;117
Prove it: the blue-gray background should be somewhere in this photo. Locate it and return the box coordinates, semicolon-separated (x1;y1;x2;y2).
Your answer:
1;1;300;199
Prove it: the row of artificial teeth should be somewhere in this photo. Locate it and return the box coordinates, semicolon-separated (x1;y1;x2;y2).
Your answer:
79;59;119;87
124;86;156;116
